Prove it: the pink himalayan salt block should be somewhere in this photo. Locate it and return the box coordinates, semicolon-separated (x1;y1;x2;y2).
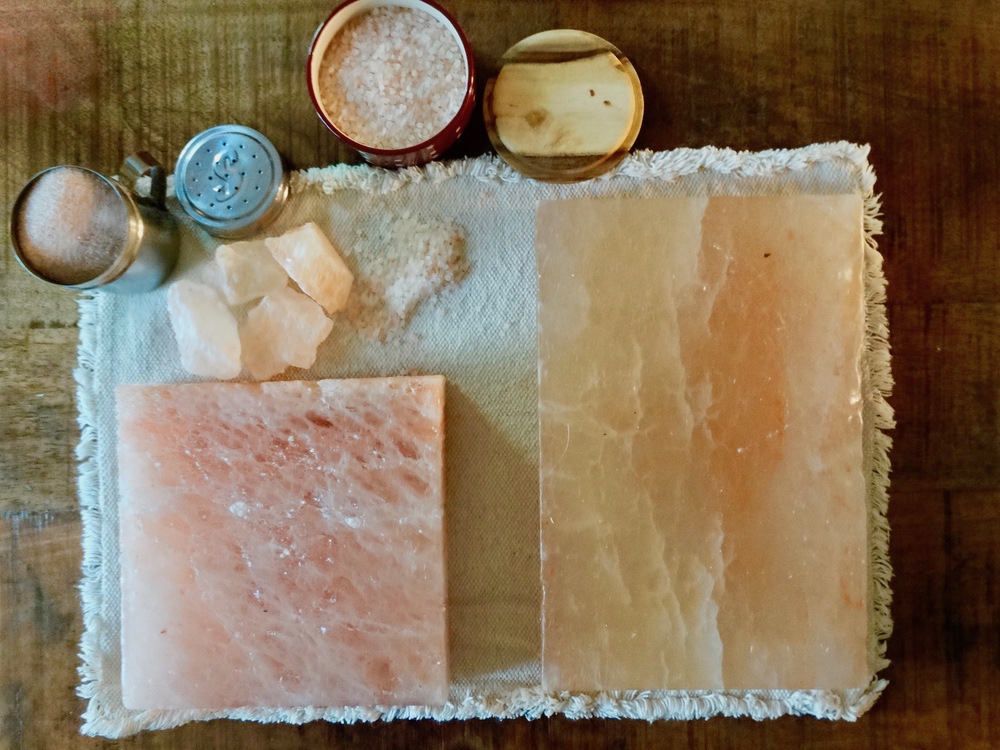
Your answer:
537;194;869;691
117;376;448;709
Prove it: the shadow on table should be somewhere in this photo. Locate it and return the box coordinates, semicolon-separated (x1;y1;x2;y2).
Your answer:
444;382;540;682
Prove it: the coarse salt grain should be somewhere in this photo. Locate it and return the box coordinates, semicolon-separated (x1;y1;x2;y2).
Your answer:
345;213;467;340
317;6;466;150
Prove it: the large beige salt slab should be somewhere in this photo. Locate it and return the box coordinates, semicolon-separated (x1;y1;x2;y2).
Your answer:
537;195;868;691
117;376;448;709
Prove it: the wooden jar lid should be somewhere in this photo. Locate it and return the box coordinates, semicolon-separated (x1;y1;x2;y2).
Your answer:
483;29;644;183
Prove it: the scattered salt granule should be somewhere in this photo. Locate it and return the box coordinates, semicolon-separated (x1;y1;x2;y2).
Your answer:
215;240;288;305
240;286;334;380
345;213;467;341
15;168;128;285
317;7;466;150
265;222;354;315
167;280;242;380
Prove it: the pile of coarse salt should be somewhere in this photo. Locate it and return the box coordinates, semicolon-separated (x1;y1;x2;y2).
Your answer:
345;212;467;341
318;7;466;150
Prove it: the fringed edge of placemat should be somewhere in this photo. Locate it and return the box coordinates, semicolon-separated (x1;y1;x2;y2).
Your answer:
291;140;878;194
76;142;893;737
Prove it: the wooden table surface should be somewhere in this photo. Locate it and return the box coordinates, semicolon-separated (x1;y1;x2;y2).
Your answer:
1;1;997;748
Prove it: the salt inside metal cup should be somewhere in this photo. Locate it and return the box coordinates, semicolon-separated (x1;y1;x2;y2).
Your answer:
10;154;179;294
307;0;476;168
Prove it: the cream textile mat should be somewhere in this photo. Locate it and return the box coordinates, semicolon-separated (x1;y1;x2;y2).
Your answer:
76;143;894;738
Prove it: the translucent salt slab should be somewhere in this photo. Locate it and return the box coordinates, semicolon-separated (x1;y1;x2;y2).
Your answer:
537;195;869;691
117;376;448;709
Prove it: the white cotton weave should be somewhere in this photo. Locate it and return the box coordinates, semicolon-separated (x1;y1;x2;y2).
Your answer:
76;143;893;738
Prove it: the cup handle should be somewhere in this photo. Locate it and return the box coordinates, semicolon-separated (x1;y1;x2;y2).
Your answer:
118;151;167;209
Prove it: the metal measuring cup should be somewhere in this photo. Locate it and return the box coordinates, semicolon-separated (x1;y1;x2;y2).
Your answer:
9;152;180;294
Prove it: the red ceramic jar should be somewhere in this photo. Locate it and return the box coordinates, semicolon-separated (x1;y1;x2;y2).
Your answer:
307;0;476;168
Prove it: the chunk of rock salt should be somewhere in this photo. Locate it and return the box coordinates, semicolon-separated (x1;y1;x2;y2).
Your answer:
167;280;241;379
240;286;334;380
116;376;448;709
537;195;869;691
265;222;354;315
215;240;288;305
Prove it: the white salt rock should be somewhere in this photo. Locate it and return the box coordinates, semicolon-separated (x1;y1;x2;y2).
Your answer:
241;286;334;380
215;240;288;305
265;223;354;315
167;280;241;380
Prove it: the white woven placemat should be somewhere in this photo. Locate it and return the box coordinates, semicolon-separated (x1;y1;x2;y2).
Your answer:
75;143;893;737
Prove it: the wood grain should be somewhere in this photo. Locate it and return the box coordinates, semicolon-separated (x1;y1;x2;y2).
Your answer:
889;303;1000;490
1;0;997;748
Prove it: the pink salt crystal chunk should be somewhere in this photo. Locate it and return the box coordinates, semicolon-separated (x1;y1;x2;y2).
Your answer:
240;286;334;380
167;280;241;379
215;239;288;305
265;222;354;315
537;194;869;691
116;376;448;709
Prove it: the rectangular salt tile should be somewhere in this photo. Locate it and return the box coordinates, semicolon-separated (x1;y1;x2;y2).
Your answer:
117;376;448;709
537;195;869;691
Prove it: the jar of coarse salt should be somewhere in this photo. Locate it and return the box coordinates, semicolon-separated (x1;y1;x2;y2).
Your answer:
307;0;476;168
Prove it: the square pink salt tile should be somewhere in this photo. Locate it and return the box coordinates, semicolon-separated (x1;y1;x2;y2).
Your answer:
116;376;447;709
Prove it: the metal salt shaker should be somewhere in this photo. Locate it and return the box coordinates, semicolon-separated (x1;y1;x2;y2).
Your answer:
173;125;289;238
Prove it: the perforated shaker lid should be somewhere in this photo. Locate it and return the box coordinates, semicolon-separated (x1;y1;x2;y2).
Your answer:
174;125;288;238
